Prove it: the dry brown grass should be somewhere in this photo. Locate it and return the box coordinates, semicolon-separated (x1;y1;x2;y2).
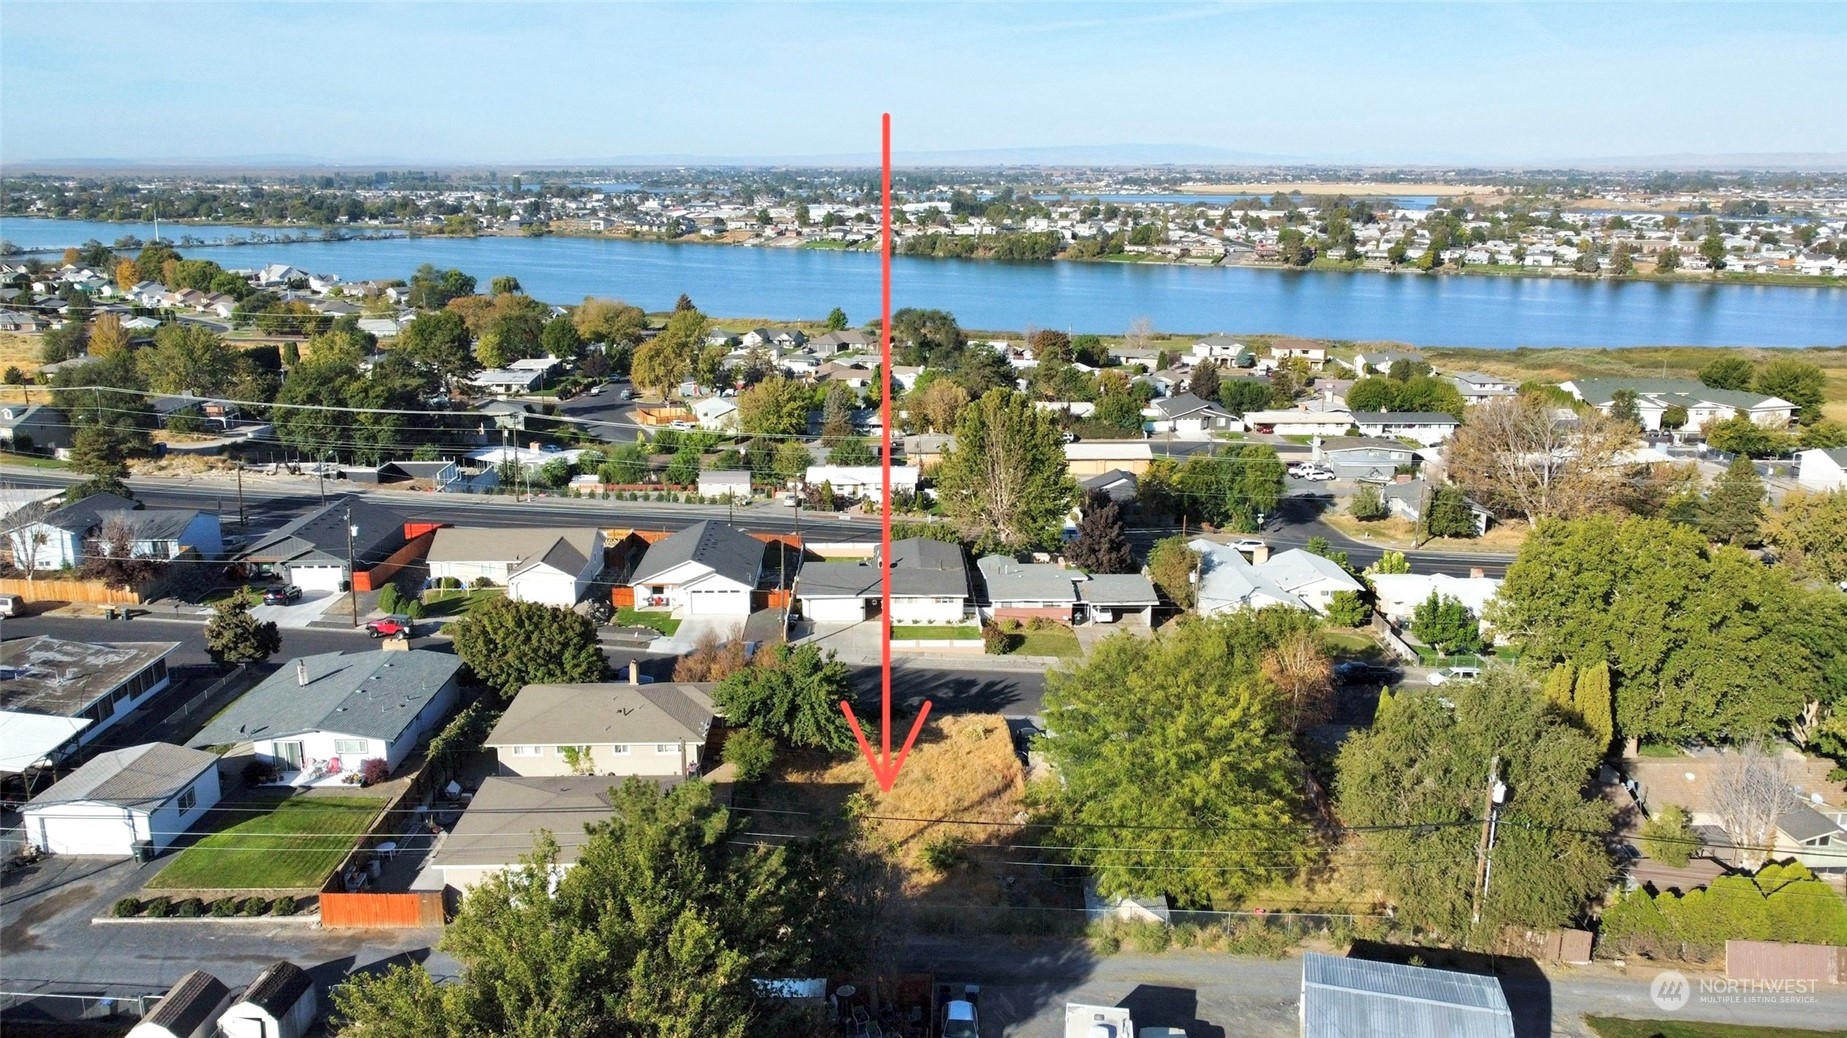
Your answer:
129;454;240;477
1323;513;1532;554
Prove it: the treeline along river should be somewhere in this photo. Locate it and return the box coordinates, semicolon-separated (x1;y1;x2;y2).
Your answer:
4;217;1844;349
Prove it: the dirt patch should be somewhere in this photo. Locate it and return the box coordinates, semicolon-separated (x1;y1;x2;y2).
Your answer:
1323;513;1531;554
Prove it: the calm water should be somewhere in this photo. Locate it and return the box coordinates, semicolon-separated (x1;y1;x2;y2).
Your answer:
4;216;1843;348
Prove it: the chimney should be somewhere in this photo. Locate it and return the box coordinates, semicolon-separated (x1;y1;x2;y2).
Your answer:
1250;544;1271;565
1469;567;1485;579
296;659;309;686
628;659;640;686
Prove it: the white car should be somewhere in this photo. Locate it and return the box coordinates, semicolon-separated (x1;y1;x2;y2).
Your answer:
1286;463;1309;477
1303;468;1336;482
1232;538;1267;552
1427;666;1483;686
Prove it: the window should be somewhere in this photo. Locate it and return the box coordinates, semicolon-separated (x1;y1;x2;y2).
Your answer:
510;745;542;756
177;786;196;813
334;739;368;756
609;744;630;755
656;744;676;755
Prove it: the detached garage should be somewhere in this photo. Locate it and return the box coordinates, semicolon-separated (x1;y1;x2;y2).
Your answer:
23;742;221;857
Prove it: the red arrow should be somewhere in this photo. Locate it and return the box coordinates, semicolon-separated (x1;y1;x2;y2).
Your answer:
840;113;932;792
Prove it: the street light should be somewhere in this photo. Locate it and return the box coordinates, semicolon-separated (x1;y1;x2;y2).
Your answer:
345;506;359;629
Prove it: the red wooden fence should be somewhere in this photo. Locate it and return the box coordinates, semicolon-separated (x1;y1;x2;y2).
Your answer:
319;891;446;929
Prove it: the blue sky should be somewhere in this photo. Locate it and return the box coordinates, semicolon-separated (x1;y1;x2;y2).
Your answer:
3;1;1843;166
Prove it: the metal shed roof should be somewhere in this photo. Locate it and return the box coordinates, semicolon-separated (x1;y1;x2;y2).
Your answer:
1300;953;1514;1038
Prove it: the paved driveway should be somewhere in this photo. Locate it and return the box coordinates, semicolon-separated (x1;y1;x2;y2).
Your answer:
250;589;342;629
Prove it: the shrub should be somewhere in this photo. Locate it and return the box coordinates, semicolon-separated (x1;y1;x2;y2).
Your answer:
1026;615;1053;632
1122;919;1170;953
111;897;142;918
210;898;238;917
238;897;268;916
921;835;968;874
358;758;390;786
175;897;205;917
242;758;280;785
403;599;425;620
438;576;462;590
144;897;174;918
270;895;298;916
376;584;401;614
1326;590;1372;628
471;576;494;589
981;623;1009;654
722;728;776;782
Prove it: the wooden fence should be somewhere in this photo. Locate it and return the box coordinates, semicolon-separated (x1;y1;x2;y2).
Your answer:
0;577;140;605
1727;940;1842;984
353;529;436;593
610;585;635;608
320;891;445;929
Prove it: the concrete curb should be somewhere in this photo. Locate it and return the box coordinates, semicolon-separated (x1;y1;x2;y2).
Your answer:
91;914;321;926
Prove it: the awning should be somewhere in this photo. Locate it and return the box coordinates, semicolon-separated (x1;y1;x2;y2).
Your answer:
0;712;92;774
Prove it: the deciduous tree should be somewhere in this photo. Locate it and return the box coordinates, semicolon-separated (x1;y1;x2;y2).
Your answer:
448;597;605;700
1753;358;1827;424
1763;490;1847;583
1147;535;1200;609
933;389;1075;551
137;324;240;396
1443;395;1633;522
1410;592;1482;655
712;643;854;751
1065;491;1134;574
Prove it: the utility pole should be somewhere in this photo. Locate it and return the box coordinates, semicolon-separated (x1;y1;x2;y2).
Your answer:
345;505;359;629
1470;755;1507;927
235;463;246;531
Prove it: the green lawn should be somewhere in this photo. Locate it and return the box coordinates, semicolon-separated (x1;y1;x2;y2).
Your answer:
1005;629;1082;658
1586;1016;1847;1038
1637;741;1687;758
421;588;505;618
0;450;68;469
1321;630;1376;653
148;793;384;891
891;625;981;640
616;607;682;636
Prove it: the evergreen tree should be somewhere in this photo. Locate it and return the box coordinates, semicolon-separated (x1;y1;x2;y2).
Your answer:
449;598;605;700
1542;663;1577;713
1572;661;1615;754
1701;456;1765;546
1187;361;1220;402
204;589;282;665
1065;491;1134;574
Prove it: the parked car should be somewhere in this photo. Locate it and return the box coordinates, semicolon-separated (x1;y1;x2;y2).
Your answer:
1303;468;1336;482
1334;661;1396;684
1060;432;1080;444
366;615;413;639
263;585;302;605
1231;538;1267;552
618;388;633;400
0;594;24;617
589;384;603;396
670;419;693;430
1427;665;1482;686
1286;463;1309;477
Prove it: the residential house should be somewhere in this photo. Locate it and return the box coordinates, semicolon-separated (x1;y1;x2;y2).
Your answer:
216;961;317;1038
1560;377;1796;432
96;508;224;562
128;971;235;1038
486;676;716;779
1063;440;1154;477
427;527;604;607
1078;468;1138;505
1796;447;1847;491
237;497;411;593
0;636;177;754
812;330;873;353
0;486;60;523
1626;751;1847;878
1311;437;1421;481
1269;339;1328;368
374;459;467;493
802;464;920;502
1368;572;1502;625
0;309;50;333
1240;409;1354;437
1381;479;1492;535
697;470;752;501
1144;393;1239;438
1190;334;1253;366
1075;573;1159;625
254;263;312;287
190;650;463;778
1349;349;1425;375
5;492;135;570
692;395;740;432
1349;411;1460;446
0;404;72;451
628;520;765;616
423;774;684;892
1450;371;1518;406
1188;539;1363;616
151;395;240;431
977;556;1078;622
795;537;972;625
1299;952;1514;1038
470;367;547;394
900;433;954;471
22;742;221;856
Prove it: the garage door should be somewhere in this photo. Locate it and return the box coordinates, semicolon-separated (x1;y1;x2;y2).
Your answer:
29;810;138;856
291;565;345;592
803;597;869;624
687;589;747;615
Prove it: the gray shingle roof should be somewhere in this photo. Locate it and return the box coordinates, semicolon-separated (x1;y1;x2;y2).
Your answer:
140;971;231;1038
189;650;461;747
796;561;883;599
1300;953;1514;1038
629;520;764;586
35;493;136;534
238;496;408;567
1570;377;1788;411
1076;574;1159;607
977;556;1077;604
238;961;314;1016
1350;412;1459;425
1779;799;1846;843
26;742;218;808
428;526;599;572
884;537;971;599
429;774;682;869
1152;393;1231;419
486;682;716;748
96;508;202;543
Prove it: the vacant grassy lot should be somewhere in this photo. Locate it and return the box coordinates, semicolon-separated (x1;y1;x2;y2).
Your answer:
147;793;384;891
615;607;681;635
1586;1017;1847;1038
1323;513;1532;554
1421;345;1847;422
891;625;980;640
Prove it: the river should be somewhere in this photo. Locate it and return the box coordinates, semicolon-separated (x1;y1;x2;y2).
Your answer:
4;216;1843;349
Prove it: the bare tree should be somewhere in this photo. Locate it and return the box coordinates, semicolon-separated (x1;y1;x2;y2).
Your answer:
1443;395;1634;523
1710;740;1793;869
1124;316;1154;353
1;498;55;578
81;515;167;591
671;625;751;682
1263;629;1335;733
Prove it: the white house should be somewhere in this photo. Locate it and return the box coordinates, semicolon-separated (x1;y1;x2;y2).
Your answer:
1560;377;1796;433
1368;572;1503;625
1240;409;1355;437
23;742;221;856
5;492;136;570
216;961;317;1038
628;520;764;616
1349;411;1460;446
692;395;740;432
1450;372;1518;406
0;636;178;751
486;676;716;779
1143;393;1240;438
1188;539;1364;617
190;650;463;779
426;527;604;607
795;537;972;625
1795;447;1847;491
802;464;921;503
1350;349;1425;375
697;470;752;501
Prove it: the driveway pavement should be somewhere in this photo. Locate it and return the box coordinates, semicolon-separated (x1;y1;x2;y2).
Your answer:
250;589;342;629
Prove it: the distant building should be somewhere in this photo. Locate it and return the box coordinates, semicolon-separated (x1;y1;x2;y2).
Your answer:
1795;447;1847;491
1560;377;1795;432
1349;411;1460;446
